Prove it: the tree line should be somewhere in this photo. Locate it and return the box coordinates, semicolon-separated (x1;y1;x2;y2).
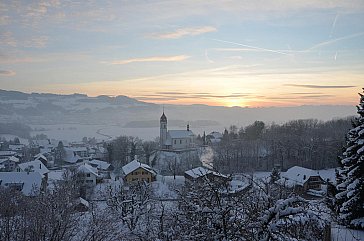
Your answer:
211;117;353;173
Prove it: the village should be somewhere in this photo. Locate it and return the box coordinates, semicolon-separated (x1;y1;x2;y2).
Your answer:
0;112;337;206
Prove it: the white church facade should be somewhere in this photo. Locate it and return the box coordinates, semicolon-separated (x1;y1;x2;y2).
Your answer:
160;111;196;150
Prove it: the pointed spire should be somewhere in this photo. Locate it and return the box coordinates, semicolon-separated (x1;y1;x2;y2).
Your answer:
160;106;167;122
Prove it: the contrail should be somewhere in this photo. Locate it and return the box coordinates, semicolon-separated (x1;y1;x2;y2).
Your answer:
308;32;364;51
205;49;214;63
330;13;339;38
211;38;290;56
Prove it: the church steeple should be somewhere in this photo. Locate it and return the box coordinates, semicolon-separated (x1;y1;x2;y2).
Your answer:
160;110;167;122
160;108;167;148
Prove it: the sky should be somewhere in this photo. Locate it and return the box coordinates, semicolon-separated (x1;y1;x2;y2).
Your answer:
0;0;363;107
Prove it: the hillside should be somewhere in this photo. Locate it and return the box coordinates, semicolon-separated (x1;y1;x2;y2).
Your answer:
0;89;355;129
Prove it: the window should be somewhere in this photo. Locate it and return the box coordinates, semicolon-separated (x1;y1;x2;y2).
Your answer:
87;173;91;177
180;140;182;144
174;140;176;144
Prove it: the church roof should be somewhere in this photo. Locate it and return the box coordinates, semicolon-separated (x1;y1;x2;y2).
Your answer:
168;130;195;139
160;112;167;122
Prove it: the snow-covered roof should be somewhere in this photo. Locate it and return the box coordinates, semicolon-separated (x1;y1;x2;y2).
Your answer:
77;197;89;207
64;148;82;163
185;167;228;179
77;163;99;177
48;170;65;181
69;147;87;152
210;139;221;144
89;159;111;170
34;153;47;162
0;172;42;195
18;159;49;177
168;130;195;139
34;139;51;147
8;144;24;151
282;166;321;186
98;146;106;153
0;151;17;156
122;160;156;176
208;131;223;139
8;156;20;163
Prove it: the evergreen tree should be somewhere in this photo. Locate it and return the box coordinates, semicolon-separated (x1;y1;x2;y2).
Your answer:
335;88;364;229
55;141;66;166
270;167;281;184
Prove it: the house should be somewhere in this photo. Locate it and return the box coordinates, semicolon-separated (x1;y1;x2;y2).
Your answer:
70;147;88;159
0;172;43;195
73;197;90;212
281;166;325;194
8;144;25;154
184;167;230;186
122;160;156;184
64;147;83;164
0;150;17;158
64;147;88;164
88;159;113;178
17;159;50;189
0;156;19;171
76;163;100;186
33;139;55;154
34;153;48;166
159;111;196;150
206;131;223;145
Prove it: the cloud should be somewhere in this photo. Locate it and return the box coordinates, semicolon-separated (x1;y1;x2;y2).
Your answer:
284;84;356;89
0;15;10;25
140;92;254;100
109;55;190;65
0;70;16;76
24;36;49;48
267;94;334;100
0;32;48;48
0;31;17;47
150;26;217;39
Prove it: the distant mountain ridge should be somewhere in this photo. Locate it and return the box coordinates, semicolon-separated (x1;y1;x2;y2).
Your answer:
0;89;356;128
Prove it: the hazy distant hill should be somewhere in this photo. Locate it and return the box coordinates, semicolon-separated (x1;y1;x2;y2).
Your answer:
0;89;356;128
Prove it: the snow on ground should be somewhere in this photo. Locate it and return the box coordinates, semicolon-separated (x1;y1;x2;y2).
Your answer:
153;175;185;199
331;225;364;241
29;124;222;141
92;178;123;200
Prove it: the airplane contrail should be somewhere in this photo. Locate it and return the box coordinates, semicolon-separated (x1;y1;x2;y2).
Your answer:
210;38;291;56
330;13;339;38
308;32;364;51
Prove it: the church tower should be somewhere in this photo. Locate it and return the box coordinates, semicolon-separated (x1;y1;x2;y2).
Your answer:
160;110;167;148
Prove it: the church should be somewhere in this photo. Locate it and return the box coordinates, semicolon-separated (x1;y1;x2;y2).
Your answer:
160;111;196;150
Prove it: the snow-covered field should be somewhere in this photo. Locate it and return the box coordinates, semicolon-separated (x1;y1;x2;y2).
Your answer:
30;124;222;141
